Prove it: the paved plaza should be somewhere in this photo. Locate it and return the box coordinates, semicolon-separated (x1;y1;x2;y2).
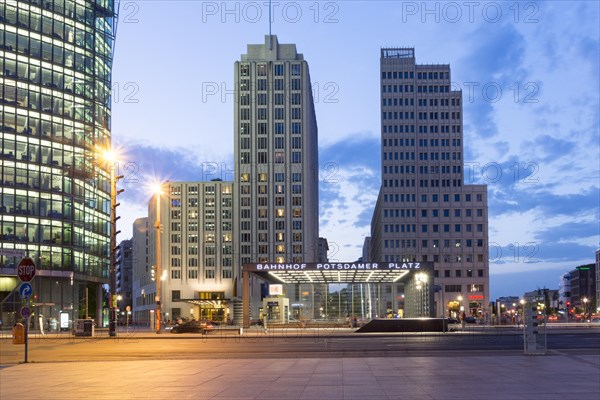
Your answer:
1;352;599;400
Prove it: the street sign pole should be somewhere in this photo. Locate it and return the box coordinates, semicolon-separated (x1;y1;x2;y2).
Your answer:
24;297;29;363
17;257;36;364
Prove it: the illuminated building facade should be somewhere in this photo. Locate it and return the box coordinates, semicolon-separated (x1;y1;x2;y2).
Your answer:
1;0;117;327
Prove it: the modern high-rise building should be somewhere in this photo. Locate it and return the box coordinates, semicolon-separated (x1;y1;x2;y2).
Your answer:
367;48;489;319
131;217;151;325
137;180;235;325
1;0;117;327
115;238;132;316
233;35;319;314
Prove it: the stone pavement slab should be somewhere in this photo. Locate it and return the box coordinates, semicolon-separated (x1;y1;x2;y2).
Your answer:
1;354;599;400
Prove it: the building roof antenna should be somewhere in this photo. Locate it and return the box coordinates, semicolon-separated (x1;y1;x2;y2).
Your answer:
269;0;273;50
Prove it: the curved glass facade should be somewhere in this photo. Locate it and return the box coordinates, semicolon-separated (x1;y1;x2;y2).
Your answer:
1;0;116;326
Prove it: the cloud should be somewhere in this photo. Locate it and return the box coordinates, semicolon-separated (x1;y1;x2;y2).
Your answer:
318;135;381;261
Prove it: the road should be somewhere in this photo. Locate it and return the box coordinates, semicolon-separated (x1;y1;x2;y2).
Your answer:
1;327;598;364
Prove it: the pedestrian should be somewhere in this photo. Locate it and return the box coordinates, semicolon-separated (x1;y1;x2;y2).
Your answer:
461;311;466;329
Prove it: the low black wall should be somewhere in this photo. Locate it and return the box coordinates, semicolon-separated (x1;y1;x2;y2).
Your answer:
356;318;448;333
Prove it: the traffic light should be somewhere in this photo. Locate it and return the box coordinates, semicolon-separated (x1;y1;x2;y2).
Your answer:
566;301;571;308
151;265;156;281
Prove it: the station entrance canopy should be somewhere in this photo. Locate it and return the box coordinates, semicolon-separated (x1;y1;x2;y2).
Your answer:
243;262;433;284
241;262;434;327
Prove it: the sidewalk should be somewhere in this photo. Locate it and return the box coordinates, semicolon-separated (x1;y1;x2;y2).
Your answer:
1;353;598;399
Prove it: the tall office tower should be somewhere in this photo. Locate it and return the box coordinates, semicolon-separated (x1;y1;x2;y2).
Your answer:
0;1;116;327
233;36;319;275
139;181;235;324
233;35;319;320
368;48;489;318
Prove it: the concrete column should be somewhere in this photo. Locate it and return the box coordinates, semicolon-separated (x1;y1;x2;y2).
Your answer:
96;283;103;327
243;270;250;328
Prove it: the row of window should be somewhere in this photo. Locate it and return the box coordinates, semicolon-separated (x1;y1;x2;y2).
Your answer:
171;198;233;209
240;244;303;256
1;30;111;81
2;114;92;146
0;242;107;275
1;218;107;254
383;254;486;265
384;208;484;218
385;238;483;248
383;138;461;147
441;283;485;292
171;257;232;268
239;106;303;121
239;151;303;164
2;94;94;129
171;208;232;219
170;186;232;197
239;183;302;195
383;125;462;134
239;78;302;92
382;71;452;81
383;193;485;203
2;59;98;101
383;165;462;176
381;70;416;80
240;92;304;106
382;98;414;107
3;0;108;28
382;111;461;121
239;136;303;150
171;244;233;255
239;220;303;230
170;221;232;232
168;268;233;280
416;98;460;107
240;232;299;242
239;208;302;218
240;63;302;77
170;233;232;243
384;224;485;235
384;178;462;188
240;172;303;183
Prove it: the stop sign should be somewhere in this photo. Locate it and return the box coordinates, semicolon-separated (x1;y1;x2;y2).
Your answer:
17;258;36;282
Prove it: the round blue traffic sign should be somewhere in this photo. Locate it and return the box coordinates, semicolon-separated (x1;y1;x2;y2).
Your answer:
19;282;33;299
21;307;31;319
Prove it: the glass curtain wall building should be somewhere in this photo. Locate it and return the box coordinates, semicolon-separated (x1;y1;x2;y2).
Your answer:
0;0;117;328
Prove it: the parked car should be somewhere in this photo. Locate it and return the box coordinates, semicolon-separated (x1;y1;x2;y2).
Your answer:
465;316;477;324
170;320;214;334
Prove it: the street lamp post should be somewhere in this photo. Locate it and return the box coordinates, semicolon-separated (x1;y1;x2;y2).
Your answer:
519;299;525;328
103;150;123;338
154;184;163;334
582;297;589;321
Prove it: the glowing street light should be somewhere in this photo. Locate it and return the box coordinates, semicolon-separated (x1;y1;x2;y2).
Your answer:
582;297;589;320
98;147;124;337
152;181;164;334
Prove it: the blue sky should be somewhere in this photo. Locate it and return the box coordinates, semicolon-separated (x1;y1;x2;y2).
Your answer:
110;1;600;300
